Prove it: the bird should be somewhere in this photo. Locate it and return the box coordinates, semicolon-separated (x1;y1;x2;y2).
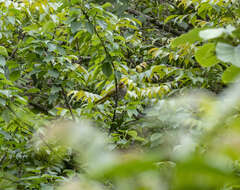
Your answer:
95;82;127;104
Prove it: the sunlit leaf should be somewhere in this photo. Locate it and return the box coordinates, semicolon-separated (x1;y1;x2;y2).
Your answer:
195;43;219;67
171;28;203;48
0;46;8;57
222;65;240;83
216;43;240;67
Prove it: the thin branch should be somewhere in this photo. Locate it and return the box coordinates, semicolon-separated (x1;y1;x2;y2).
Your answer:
8;32;25;60
61;85;76;121
0;153;7;166
81;7;119;133
4;31;25;79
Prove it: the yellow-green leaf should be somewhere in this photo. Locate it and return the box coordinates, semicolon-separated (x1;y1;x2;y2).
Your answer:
195;43;219;67
0;46;8;57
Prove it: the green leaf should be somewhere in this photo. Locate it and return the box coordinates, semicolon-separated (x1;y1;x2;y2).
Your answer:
195;43;219;67
71;21;82;33
0;90;11;97
50;14;59;24
85;22;94;34
115;70;122;82
199;28;225;40
164;15;178;23
102;2;112;9
48;69;59;78
127;130;138;138
1;110;11;123
47;43;57;52
0;97;6;106
0;55;6;66
150;133;163;142
27;88;40;93
199;26;235;40
9;70;21;81
102;62;113;77
51;86;61;94
43;55;54;63
171;28;203;48
7;16;15;25
216;43;240;67
96;19;107;30
0;128;11;140
77;65;88;74
0;46;8;57
42;21;55;33
222;65;240;83
93;156;158;179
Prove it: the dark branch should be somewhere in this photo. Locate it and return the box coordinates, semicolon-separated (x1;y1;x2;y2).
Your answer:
61;86;76;121
81;7;120;134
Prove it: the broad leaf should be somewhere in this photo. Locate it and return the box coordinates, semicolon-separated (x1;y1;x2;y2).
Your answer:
71;21;82;33
171;28;203;48
222;65;240;83
0;55;6;66
85;22;95;34
199;28;225;40
216;43;240;67
9;70;21;81
0;46;8;57
102;62;113;77
195;43;219;67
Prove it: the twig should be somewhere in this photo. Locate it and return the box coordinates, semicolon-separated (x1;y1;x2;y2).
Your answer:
8;32;25;60
61;85;76;121
81;8;119;133
0;153;7;166
4;31;25;79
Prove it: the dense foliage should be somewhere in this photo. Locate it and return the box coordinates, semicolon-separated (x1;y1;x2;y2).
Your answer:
0;0;240;189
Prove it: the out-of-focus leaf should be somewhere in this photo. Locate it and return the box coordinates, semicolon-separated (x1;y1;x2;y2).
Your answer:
195;43;219;67
222;65;240;83
199;28;225;40
171;28;203;48
216;43;240;67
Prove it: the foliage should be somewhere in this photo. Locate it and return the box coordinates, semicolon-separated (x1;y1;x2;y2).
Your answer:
0;0;240;189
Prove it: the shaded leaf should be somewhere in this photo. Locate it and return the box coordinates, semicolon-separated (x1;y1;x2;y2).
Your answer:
9;70;21;81
102;62;113;77
85;22;95;34
0;55;6;66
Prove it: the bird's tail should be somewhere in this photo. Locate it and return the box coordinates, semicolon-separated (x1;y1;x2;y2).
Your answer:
95;95;108;104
